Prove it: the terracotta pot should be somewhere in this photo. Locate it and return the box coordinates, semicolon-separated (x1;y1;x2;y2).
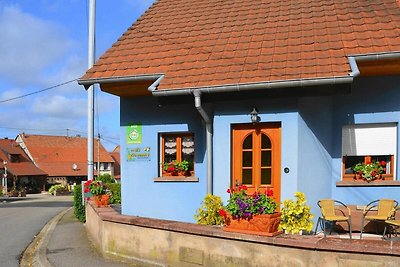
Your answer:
224;212;282;237
93;194;110;207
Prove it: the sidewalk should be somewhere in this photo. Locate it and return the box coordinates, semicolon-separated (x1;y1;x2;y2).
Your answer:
21;207;136;267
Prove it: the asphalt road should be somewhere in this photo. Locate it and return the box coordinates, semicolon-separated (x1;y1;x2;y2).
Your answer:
0;194;72;267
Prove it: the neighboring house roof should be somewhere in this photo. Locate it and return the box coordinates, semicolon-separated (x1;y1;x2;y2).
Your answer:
110;145;121;179
0;139;47;177
80;0;400;91
17;134;114;177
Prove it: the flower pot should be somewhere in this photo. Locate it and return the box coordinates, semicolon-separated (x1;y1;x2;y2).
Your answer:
93;194;110;207
224;212;282;237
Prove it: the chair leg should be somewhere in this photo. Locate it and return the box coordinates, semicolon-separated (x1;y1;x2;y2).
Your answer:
348;218;352;240
330;221;336;235
360;216;365;239
314;218;321;235
383;224;389;240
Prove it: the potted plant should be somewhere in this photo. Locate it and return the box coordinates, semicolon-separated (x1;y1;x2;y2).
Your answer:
162;160;193;176
352;160;386;182
279;192;313;235
178;160;193;176
219;185;282;236
83;180;111;207
162;160;179;176
194;194;224;225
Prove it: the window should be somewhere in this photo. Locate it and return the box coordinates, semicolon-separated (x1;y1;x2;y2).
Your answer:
342;123;396;180
10;154;20;163
160;133;194;177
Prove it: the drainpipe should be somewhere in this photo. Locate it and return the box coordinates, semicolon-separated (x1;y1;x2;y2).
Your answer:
148;75;165;92
348;57;360;77
193;90;213;195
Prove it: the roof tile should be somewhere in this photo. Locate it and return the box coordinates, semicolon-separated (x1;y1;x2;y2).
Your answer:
81;0;400;89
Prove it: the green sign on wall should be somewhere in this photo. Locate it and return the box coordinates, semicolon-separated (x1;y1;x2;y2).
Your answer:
126;124;142;144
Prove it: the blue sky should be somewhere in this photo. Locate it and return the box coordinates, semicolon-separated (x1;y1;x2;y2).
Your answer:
0;0;154;150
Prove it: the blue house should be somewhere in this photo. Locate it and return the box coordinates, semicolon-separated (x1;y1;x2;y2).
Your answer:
79;0;400;223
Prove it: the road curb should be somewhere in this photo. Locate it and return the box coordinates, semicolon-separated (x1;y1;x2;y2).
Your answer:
20;207;73;267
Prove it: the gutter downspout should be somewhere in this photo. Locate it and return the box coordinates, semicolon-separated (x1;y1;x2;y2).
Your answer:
193;91;213;195
348;57;360;77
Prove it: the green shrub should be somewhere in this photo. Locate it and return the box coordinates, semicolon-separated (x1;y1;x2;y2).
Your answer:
194;194;224;225
107;183;121;204
96;173;116;184
73;184;86;223
49;184;69;195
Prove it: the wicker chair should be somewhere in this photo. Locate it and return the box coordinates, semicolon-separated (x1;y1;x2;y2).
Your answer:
360;199;398;239
315;199;352;239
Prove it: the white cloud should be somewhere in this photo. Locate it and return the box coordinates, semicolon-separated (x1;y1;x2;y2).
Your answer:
31;95;86;119
0;5;72;85
0;87;25;106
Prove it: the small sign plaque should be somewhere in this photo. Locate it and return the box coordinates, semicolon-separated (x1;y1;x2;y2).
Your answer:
127;147;151;161
126;124;142;144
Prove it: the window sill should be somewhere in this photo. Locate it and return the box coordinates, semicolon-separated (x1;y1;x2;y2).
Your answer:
336;180;400;187
153;176;199;182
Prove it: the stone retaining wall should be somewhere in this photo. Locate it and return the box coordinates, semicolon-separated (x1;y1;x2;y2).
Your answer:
86;202;400;267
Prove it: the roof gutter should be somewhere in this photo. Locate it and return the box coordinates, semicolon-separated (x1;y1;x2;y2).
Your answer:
349;51;400;62
150;76;354;97
78;74;164;89
348;52;400;77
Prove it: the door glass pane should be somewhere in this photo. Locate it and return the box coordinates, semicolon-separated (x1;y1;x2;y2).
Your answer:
243;134;252;149
262;134;271;149
261;151;271;166
242;169;252;184
243;151;252;167
261;168;271;185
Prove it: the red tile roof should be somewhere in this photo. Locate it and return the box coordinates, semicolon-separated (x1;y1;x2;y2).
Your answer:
18;134;114;177
0;139;47;177
110;145;121;179
81;0;400;91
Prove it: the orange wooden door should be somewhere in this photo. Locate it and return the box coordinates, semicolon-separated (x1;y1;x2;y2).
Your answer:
232;122;281;204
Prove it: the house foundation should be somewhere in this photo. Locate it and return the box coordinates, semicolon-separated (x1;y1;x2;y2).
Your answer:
86;202;400;267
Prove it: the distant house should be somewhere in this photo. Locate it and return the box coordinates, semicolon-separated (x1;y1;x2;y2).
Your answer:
16;134;114;188
110;145;121;181
79;0;400;223
0;138;47;193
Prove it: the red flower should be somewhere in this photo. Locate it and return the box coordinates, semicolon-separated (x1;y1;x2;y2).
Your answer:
227;188;231;193
84;188;90;193
371;171;376;177
381;161;386;166
85;197;90;201
218;209;227;217
266;188;273;197
84;180;92;187
167;166;175;172
238;185;247;191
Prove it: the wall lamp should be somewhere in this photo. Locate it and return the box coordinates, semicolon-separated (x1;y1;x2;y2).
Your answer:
250;108;260;124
